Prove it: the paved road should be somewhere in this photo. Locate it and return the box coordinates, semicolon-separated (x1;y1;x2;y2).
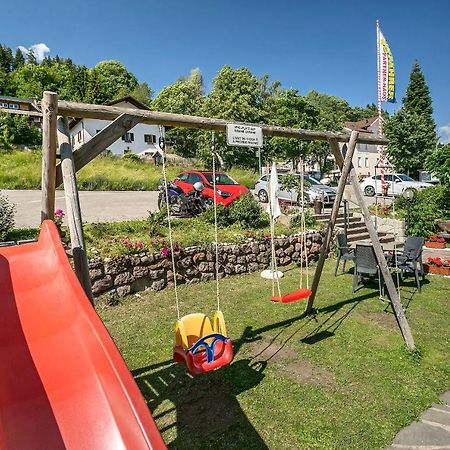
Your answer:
3;190;159;228
3;186;384;229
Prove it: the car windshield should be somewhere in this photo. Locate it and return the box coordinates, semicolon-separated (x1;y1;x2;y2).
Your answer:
397;174;415;182
203;173;238;185
304;176;321;185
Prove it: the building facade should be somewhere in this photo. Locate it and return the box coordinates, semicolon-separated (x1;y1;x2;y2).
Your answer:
69;97;162;156
0;95;42;128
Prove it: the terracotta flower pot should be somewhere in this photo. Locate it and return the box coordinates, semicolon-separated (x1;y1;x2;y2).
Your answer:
424;241;446;249
424;264;450;276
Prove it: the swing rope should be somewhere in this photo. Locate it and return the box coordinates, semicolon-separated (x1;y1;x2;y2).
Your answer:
267;160;281;298
299;157;309;290
159;126;181;319
211;132;221;312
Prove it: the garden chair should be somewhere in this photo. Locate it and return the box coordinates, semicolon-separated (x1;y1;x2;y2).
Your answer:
334;233;355;276
395;236;424;293
352;244;384;296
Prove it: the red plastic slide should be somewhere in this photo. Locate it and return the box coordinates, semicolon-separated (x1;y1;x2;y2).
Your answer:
0;221;166;449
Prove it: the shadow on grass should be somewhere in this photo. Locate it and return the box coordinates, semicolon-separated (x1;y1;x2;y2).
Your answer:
132;358;269;449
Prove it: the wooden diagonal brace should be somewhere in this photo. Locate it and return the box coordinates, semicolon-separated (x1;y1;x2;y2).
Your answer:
328;138;415;350
55;113;142;187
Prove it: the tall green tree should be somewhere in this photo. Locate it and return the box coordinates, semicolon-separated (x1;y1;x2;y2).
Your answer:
12;49;25;70
385;61;436;175
85;60;138;104
426;144;450;186
153;69;204;157
200;66;263;167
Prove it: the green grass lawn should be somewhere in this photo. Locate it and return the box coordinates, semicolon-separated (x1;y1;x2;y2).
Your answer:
99;259;450;449
0;150;259;190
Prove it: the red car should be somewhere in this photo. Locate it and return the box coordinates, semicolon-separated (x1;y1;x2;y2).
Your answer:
174;171;249;206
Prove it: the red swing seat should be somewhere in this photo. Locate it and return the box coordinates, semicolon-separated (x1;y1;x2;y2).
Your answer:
271;288;312;303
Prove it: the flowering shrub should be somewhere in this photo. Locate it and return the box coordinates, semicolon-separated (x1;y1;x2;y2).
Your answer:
426;257;450;267
122;238;146;253
149;237;180;257
428;235;445;243
54;209;65;226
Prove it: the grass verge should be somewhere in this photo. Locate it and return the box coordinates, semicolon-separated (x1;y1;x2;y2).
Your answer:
0;150;259;190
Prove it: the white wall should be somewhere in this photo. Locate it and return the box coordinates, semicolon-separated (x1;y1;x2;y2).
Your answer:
70;100;162;155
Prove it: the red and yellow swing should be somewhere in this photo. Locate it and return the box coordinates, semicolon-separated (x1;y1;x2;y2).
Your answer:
266;161;312;304
160;130;233;375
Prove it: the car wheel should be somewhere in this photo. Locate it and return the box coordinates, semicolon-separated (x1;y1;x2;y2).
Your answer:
364;185;376;197
258;189;269;203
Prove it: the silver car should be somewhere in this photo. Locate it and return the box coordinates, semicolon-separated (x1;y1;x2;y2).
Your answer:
254;173;337;205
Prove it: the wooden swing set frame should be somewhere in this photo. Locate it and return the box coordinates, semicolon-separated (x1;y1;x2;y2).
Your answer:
40;91;415;351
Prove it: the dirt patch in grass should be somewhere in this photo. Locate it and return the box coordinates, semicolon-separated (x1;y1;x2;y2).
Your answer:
248;340;336;387
360;311;399;331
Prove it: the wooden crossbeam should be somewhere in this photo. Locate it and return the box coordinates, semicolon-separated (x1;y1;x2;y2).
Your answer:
57;117;94;303
56;100;389;146
327;138;416;350
55;113;142;186
305;131;359;313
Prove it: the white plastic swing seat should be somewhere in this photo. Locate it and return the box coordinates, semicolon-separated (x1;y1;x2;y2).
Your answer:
260;269;284;280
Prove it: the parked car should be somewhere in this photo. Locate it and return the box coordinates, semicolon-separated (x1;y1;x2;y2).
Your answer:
173;170;249;206
254;173;337;205
360;174;432;197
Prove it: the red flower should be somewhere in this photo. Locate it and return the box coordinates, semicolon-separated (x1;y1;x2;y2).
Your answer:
427;257;434;263
439;237;446;243
430;235;438;242
435;257;443;267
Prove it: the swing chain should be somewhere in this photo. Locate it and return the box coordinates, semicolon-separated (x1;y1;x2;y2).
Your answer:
211;132;221;312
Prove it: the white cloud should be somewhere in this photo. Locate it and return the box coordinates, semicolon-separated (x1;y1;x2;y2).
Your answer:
438;125;450;144
18;43;50;63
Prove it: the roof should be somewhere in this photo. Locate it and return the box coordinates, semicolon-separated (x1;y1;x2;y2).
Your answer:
106;96;151;111
344;116;379;133
0;95;34;104
69;96;151;129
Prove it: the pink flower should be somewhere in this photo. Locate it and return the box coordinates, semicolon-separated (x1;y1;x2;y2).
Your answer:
161;247;169;257
55;209;65;218
135;241;143;249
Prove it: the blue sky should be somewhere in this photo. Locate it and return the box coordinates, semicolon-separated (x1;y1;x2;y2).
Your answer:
2;0;449;141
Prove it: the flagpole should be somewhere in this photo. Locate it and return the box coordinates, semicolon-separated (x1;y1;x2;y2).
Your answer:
376;19;386;207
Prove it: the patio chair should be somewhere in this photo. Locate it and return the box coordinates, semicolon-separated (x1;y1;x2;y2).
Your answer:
352;244;384;296
334;233;355;276
395;236;425;293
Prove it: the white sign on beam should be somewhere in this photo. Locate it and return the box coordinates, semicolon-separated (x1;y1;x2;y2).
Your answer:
226;124;263;148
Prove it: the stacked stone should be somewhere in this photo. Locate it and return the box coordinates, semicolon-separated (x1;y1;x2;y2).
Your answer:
89;231;323;300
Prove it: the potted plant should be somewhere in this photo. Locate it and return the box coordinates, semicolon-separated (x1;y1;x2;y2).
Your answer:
424;257;450;276
425;234;446;249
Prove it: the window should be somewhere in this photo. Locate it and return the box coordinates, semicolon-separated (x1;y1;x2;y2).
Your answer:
357;157;362;168
364;157;369;167
384;174;394;182
122;132;134;143
187;173;203;185
373;175;381;180
71;136;75;147
0;102;8;108
177;173;189;182
144;134;156;144
77;131;82;143
203;173;238;186
8;103;19;110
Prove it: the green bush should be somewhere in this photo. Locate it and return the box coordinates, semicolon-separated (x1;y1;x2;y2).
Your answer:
395;185;450;237
0;193;16;240
200;194;267;229
122;153;141;163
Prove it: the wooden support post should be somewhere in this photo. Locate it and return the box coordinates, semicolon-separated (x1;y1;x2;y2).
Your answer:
55;113;142;187
57;117;94;304
41;91;58;222
328;139;416;350
305;131;359;313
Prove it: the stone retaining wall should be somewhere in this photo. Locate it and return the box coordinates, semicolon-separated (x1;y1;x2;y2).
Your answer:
88;231;323;301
